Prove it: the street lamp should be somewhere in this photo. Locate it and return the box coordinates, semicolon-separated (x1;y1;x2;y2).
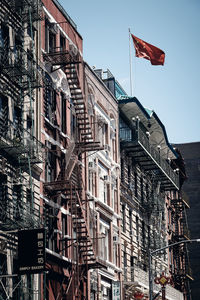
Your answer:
149;238;200;300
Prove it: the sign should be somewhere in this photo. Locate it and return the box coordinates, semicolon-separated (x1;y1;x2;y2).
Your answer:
18;228;46;274
112;281;121;300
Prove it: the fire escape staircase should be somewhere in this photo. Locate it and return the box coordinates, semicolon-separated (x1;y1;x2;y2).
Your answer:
69;188;98;267
65;62;103;152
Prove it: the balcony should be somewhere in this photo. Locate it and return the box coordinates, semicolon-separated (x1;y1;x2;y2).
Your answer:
120;126;179;190
0;119;43;168
0;46;43;90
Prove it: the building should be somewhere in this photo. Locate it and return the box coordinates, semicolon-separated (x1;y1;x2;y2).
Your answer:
0;0;43;298
173;142;200;300
99;70;192;300
118;96;189;300
85;66;121;299
40;0;107;299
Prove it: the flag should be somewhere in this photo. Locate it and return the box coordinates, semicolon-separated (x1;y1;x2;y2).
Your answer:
131;34;165;66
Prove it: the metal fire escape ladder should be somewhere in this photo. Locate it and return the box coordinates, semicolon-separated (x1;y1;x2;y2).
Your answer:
71;188;97;266
65;63;102;152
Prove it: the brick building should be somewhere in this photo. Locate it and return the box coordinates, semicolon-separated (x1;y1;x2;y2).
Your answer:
173;142;200;300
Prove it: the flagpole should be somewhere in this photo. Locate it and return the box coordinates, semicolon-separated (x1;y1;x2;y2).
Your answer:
129;28;133;96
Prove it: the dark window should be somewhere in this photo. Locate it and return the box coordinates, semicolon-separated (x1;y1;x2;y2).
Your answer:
70;102;76;137
26;188;32;213
45;18;56;53
134;172;138;197
121;158;124;182
0;24;9;49
0;96;8;137
146;183;149;201
0;174;7;222
13;106;22;139
45;142;56;182
142;221;145;248
61;93;66;133
49;31;56;52
60;34;66;52
122;205;126;232
44;73;56;122
136;216;139;242
45;18;49;52
141;177;144;203
128;164;131;183
131;256;135;281
129;209;132;235
124;250;127;281
13;184;22;220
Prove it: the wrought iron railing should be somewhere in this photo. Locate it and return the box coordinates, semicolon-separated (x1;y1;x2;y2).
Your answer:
0;119;43;164
120;126;179;189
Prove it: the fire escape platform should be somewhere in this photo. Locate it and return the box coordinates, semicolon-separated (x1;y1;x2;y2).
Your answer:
121;138;179;190
119;96;179;190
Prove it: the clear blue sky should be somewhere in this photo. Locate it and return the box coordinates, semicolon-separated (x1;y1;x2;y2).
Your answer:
59;0;200;144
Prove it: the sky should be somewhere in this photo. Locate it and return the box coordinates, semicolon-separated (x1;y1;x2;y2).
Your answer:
59;0;200;144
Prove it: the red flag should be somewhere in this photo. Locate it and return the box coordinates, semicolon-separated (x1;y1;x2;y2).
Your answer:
131;34;165;66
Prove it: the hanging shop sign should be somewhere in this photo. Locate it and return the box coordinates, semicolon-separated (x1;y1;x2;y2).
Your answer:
18;228;46;274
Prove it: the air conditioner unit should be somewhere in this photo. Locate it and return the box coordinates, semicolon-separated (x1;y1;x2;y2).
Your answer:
69;44;78;56
88;162;94;168
113;235;120;243
104;144;111;152
104;175;110;182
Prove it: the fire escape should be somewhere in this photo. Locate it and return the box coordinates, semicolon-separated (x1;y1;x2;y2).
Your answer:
0;0;43;298
43;42;104;299
170;191;193;295
169;149;193;298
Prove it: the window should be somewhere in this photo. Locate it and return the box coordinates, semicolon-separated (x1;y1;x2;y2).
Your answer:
70;101;76;137
61;93;66;133
49;31;56;52
122;205;126;232
0;174;7;222
134;172;138;198
26;188;32;214
99;178;110;205
13;106;22;139
102;123;108;145
99;220;110;261
0;95;8;136
123;249;127;281
119;117;132;141
60;33;66;52
0;23;9;50
45;142;56;182
13;184;22;220
142;221;145;248
131;256;135;281
44;73;56;122
27;115;34;134
45;18;56;53
129;209;132;235
136;216;139;242
140;177;144;203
